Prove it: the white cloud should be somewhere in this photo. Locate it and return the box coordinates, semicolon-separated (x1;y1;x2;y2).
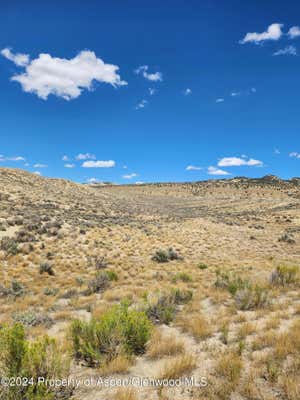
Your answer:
135;181;144;185
288;26;300;39
207;166;230;176
123;173;138;179
33;171;41;176
64;163;75;168
183;88;192;96
135;99;148;110
289;151;300;158
2;49;127;100
218;156;263;167
82;160;115;168
135;65;162;82
1;48;29;67
240;23;283;44
251;87;257;93
273;45;297;56
231;91;240;97
76;153;96;160
33;163;47;168
274;148;280;155
62;155;69;161
216;98;224;103
186;165;202;171
0;155;26;162
149;88;156;95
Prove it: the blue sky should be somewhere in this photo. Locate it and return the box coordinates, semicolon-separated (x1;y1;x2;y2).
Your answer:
0;0;300;184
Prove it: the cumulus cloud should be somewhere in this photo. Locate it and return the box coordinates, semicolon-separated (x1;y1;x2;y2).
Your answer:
149;88;156;95
62;155;70;161
135;99;148;110
1;48;29;67
2;49;127;100
289;152;300;158
240;23;283;44
76;153;96;160
273;45;297;56
33;171;41;176
82;160;115;168
186;165;202;171
123;173;138;179
207;166;230;176
135;65;162;82
288;26;300;39
218;156;263;167
64;163;75;168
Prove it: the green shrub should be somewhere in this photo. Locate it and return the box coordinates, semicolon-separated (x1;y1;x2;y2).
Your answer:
171;272;192;283
234;285;269;310
278;233;295;244
0;237;19;255
12;311;53;328
70;303;152;367
105;270;118;281
198;263;208;270
43;287;59;296
151;248;183;263
214;271;250;295
171;288;193;304
145;288;193;324
215;271;269;310
87;272;110;294
151;249;169;263
0;280;25;299
39;262;55;276
270;265;299;286
0;323;71;400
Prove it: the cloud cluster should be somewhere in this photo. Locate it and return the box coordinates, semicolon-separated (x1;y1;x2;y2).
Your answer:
135;99;148;110
240;23;283;44
33;163;47;168
82;160;115;168
289;152;300;159
186;165;202;171
273;45;297;56
218;156;263;167
0;155;26;162
288;26;300;39
207;166;230;176
75;153;96;161
240;24;300;57
123;173;138;179
1;48;127;100
135;65;162;82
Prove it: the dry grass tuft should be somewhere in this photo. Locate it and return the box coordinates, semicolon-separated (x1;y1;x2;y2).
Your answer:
113;388;138;400
100;354;132;376
146;329;185;359
177;313;212;341
159;353;196;379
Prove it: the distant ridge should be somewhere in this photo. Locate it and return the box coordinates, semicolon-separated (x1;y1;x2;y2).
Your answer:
0;167;299;187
